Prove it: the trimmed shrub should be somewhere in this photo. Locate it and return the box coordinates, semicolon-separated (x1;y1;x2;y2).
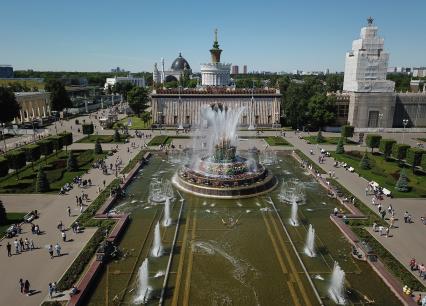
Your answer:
61;132;73;151
113;129;121;142
50;136;63;152
0;200;6;225
366;134;382;153
341;125;354;139
23;144;41;164
0;156;9;177
422;154;426;171
379;139;396;160
82;123;94;135
359;151;371;169
5;150;26;175
316;130;325;143
395;168;409;192
406;148;425;171
94;140;103;154
38;139;54;156
67;151;78;171
335;137;345;154
391;143;410;161
35;167;50;192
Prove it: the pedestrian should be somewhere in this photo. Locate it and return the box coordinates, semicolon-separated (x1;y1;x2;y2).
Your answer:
55;243;61;257
24;279;30;295
80;205;84;214
48;283;53;298
103;180;106;187
52;281;57;295
48;244;54;259
30;239;34;250
19;238;24;251
14;239;19;254
7;242;12;257
24;238;29;250
67;206;71;217
62;231;66;242
404;211;409;223
385;227;390;237
19;278;24;293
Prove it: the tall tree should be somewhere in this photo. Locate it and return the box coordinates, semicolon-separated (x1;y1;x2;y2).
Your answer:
141;111;152;126
45;80;72;112
306;94;336;129
128;87;150;117
0;87;21;152
0;200;6;225
113;81;134;100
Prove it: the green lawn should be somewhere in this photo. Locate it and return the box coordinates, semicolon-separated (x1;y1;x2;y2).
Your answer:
304;136;358;145
0;212;26;236
76;134;126;144
113;116;151;130
0;150;106;194
331;151;426;198
264;136;292;146
147;135;172;146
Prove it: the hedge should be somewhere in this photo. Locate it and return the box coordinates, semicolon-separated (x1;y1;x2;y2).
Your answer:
82;123;94;135
22;144;41;164
391;143;410;161
60;132;73;149
378;139;396;159
366;134;382;153
341;125;354;138
50;136;63;152
0;157;9;177
38;139;54;156
5;150;26;171
422;154;426;171
405;147;425;170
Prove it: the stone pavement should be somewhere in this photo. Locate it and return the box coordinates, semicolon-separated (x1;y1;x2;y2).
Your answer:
0;111;146;306
282;132;426;286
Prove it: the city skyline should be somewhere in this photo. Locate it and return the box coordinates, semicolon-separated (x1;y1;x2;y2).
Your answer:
1;0;425;72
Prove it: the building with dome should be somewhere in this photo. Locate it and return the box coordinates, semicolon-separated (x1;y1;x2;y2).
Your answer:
153;53;192;84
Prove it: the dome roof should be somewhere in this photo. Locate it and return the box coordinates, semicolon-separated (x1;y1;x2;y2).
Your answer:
171;53;190;71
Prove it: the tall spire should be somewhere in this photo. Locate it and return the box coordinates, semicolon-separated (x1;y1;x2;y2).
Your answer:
210;28;222;63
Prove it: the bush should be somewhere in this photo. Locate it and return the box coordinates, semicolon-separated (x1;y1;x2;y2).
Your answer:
67;151;78;171
379;139;396;160
316;130;325;143
22;144;41;164
35;167;50;192
38;139;54;156
0;200;6;225
82;123;94;135
50;136;63;152
60;132;73;150
391;143;410;161
359;151;371;169
5;150;26;173
395;168;409;192
335;137;345;154
422;154;426;171
148;135;170;146
341;125;354;139
406;148;425;171
113;129;121;142
0;156;9;177
366;134;382;153
94;140;103;154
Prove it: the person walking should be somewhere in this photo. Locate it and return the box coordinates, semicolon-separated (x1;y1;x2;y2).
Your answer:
55;243;61;257
67;206;71;217
19;278;24;294
48;283;54;298
6;242;12;257
62;231;66;242
14;239;19;254
48;244;54;259
24;279;30;295
29;239;34;251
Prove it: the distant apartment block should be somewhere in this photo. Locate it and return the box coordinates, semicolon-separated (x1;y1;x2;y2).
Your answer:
0;65;14;78
231;65;239;74
243;65;247;74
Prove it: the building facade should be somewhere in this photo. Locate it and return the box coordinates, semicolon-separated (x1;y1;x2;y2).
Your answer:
0;65;14;78
231;65;239;74
104;75;145;90
344;18;426;128
153;53;192;84
14;92;51;123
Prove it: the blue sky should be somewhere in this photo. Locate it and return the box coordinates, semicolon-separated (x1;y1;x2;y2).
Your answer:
1;0;425;73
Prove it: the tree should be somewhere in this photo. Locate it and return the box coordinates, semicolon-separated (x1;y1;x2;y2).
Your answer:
395;168;409;192
113;129;121;142
94;140;103;154
113;81;134;100
0;200;6;225
421;153;426;171
341;125;354;141
406;148;425;172
0;157;9;177
128;87;150;117
44;80;72;112
306;94;336;129
5;150;26;179
82;123;94;135
325;74;343;92
391;143;410;161
335;137;345;154
67;151;78;171
316;130;325;143
141;111;152;126
0;87;21;152
35;167;50;192
359;151;371;169
379;139;396;160
61;132;73;152
366;134;382;153
23;144;41;170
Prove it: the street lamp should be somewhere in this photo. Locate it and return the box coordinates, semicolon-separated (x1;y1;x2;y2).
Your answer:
248;80;256;130
402;118;409;144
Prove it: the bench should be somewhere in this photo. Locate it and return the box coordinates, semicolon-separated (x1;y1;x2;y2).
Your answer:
382;188;392;197
23;212;35;223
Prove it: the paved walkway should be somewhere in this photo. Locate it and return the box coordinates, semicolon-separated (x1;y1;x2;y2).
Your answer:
283;132;426;286
0;110;146;306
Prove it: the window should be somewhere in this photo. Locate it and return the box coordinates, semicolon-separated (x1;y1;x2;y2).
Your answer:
173;116;178;125
185;116;190;124
368;111;379;128
242;115;247;125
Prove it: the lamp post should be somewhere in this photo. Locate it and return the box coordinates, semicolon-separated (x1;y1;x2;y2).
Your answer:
248;80;256;130
402;118;409;144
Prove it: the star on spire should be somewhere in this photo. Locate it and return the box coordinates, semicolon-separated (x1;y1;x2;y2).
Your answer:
367;16;374;26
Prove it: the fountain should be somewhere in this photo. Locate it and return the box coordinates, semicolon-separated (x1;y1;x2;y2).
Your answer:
279;180;305;203
134;258;151;304
328;261;346;305
173;103;277;198
259;150;278;165
149;179;174;203
304;224;316;257
290;199;299;226
162;197;172;227
151;222;163;257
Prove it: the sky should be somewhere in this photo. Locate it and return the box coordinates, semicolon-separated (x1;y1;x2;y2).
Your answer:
1;0;425;73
